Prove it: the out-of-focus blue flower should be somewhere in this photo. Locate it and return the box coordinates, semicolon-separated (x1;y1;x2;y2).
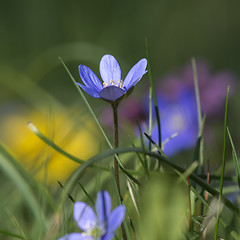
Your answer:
77;54;147;102
151;90;198;157
149;60;236;156
58;191;125;240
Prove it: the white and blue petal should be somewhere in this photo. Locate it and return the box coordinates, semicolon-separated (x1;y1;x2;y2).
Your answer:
79;65;103;92
107;205;125;233
95;191;112;223
76;83;101;98
73;202;97;232
99;86;125;101
58;233;93;240
123;58;147;90
100;55;121;84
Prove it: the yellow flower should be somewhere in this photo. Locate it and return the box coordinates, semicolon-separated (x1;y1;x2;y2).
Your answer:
1;107;100;185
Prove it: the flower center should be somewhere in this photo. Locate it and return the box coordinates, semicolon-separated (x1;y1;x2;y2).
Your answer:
169;108;186;132
89;226;102;239
103;79;124;89
83;222;105;240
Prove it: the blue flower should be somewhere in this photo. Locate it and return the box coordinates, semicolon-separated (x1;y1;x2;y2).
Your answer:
77;54;147;102
58;191;126;240
151;90;198;156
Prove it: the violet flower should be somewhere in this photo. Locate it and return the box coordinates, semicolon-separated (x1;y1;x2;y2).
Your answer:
58;191;125;240
77;54;147;102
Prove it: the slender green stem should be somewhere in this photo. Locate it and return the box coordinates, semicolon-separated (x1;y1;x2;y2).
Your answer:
191;58;202;131
214;87;229;240
145;38;161;148
227;127;240;189
112;103;127;240
112;103;121;197
148;86;153;139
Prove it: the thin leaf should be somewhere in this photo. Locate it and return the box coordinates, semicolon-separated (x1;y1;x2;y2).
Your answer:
144;133;167;158
191;58;202;131
127;180;140;217
177;161;199;184
27;121;85;164
214;86;230;240
227;127;240;189
78;182;95;206
137;122;149;175
145;38;161;148
57;181;75;203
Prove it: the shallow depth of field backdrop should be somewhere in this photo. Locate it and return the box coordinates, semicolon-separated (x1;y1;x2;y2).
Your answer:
0;0;240;240
1;1;240;170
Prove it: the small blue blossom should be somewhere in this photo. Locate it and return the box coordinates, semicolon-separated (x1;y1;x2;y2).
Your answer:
58;191;125;240
77;54;147;102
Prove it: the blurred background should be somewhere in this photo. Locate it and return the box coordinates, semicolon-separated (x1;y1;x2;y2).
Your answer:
0;1;240;239
0;0;240;185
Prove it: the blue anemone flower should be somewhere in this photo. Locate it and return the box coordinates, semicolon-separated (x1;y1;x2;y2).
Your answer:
58;191;125;240
77;54;147;102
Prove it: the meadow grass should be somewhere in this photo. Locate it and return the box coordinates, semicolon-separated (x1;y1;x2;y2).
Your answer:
0;54;239;240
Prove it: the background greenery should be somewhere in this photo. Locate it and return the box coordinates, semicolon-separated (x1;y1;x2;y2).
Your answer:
1;0;240;83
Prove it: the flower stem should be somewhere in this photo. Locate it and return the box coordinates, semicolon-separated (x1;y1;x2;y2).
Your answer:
112;103;127;240
112;103;121;196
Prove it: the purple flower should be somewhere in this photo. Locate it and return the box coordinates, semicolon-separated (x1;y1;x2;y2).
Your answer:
58;191;125;240
77;54;147;102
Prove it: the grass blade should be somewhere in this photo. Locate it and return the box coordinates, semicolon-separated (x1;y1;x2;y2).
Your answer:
127;180;140;217
137;122;149;175
191;58;202;131
27;121;85;164
192;58;206;181
227;127;240;189
145;38;161;148
214;86;229;240
78;182;95;206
